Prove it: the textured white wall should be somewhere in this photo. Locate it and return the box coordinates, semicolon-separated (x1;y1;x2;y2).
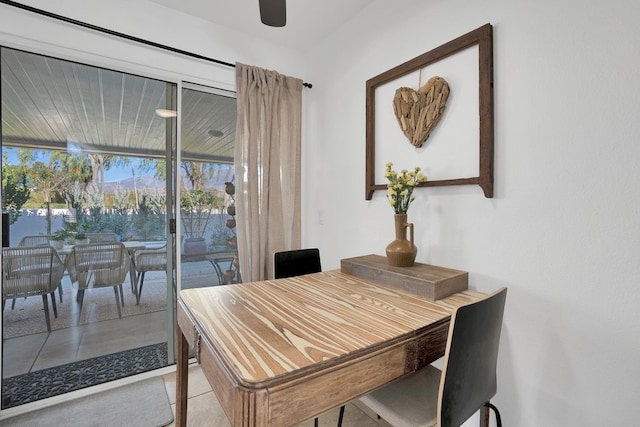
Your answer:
301;0;640;426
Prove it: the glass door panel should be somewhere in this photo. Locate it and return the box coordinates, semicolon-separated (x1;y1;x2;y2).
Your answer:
179;85;239;289
1;47;176;408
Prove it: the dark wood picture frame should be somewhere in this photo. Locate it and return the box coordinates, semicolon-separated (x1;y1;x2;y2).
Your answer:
365;23;494;199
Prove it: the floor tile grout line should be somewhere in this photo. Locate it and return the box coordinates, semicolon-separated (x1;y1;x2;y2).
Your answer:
28;332;50;375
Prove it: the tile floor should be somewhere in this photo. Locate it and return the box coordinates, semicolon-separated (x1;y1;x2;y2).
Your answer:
2;310;168;378
161;364;390;427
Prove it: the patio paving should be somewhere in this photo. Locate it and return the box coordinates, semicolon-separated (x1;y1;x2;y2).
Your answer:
2;260;223;379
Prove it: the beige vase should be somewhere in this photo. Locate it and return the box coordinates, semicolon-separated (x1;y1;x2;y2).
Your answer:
385;213;418;267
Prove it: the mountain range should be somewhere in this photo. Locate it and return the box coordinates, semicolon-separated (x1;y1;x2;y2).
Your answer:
103;175;228;193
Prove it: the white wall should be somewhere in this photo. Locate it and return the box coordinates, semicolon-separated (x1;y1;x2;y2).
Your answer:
301;0;640;426
2;0;639;425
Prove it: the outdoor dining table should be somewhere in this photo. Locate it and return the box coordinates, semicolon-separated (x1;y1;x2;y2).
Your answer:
55;240;147;256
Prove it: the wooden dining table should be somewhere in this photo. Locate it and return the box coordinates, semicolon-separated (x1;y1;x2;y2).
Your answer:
176;269;485;426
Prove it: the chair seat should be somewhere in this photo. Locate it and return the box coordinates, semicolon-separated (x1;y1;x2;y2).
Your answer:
359;365;441;427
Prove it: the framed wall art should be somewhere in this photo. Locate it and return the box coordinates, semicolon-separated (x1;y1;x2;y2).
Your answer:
365;23;494;199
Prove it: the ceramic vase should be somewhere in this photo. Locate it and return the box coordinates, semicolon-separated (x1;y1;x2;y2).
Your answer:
385;213;417;267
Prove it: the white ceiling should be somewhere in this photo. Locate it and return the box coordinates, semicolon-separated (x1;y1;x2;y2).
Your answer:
149;0;374;50
1;48;237;163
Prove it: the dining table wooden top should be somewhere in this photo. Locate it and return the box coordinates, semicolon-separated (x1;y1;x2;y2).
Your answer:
176;269;485;426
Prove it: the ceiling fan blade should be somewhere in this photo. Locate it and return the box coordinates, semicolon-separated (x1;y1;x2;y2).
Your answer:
259;0;286;27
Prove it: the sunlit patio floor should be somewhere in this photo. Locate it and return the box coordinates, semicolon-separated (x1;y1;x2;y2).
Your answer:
2;260;222;379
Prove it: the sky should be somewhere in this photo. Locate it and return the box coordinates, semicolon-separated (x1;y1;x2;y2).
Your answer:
2;147;234;188
2;147;154;183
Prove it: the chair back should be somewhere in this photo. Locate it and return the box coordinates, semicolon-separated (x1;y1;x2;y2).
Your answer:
87;232;118;243
135;244;168;272
438;288;507;427
274;248;321;279
66;242;130;289
2;245;64;298
18;235;51;247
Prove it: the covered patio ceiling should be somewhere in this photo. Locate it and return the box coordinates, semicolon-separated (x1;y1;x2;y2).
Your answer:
1;47;236;163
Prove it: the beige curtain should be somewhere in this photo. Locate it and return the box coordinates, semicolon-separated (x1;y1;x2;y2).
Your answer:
234;63;303;282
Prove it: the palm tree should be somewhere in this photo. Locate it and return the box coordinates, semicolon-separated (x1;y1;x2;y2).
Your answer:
27;161;66;235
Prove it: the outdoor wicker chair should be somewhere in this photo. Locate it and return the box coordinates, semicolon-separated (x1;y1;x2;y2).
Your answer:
87;232;118;243
18;235;51;247
65;242;130;321
2;245;65;332
18;234;65;304
133;244;167;304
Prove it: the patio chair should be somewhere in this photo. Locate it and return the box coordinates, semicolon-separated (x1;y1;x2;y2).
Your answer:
18;235;51;247
17;234;65;304
133;244;167;304
65;242;131;321
87;232;118;243
2;245;65;332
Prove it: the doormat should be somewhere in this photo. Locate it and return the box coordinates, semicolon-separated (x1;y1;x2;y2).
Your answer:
2;342;168;409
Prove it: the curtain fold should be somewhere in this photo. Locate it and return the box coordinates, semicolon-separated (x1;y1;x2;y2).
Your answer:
234;63;303;282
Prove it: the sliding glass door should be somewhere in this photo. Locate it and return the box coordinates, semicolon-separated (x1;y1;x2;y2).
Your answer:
178;84;239;290
1;47;177;408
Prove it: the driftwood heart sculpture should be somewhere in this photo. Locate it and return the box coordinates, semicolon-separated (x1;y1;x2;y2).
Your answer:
393;76;450;148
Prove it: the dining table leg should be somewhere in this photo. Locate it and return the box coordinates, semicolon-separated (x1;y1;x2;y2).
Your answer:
176;324;189;427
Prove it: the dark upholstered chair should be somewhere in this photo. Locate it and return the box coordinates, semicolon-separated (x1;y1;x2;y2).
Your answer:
274;248;345;427
357;288;507;427
273;248;322;279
